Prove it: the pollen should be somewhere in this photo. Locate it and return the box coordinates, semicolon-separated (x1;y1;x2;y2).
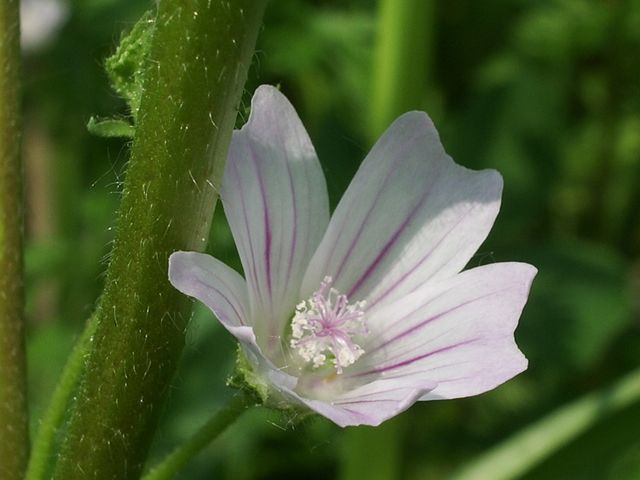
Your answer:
290;277;367;373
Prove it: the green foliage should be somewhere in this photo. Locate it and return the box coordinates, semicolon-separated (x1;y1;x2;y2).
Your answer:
85;9;153;139
227;348;271;405
105;10;155;121
451;367;640;480
87;116;135;138
521;396;640;480
22;0;640;478
518;242;630;374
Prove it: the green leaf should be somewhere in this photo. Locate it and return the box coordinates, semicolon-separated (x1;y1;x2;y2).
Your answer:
105;9;155;121
87;116;135;138
227;347;270;405
516;241;631;374
521;401;640;480
450;367;640;480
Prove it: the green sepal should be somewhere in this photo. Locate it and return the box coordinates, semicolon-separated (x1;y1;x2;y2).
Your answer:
105;9;155;121
226;346;316;425
226;346;270;405
87;116;135;138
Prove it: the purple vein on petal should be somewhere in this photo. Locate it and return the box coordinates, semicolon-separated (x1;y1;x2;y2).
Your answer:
328;162;400;283
366;328;454;368
339;406;367;418
230;156;264;311
339;384;426;400
364;286;455;349
384;364;473;381
324;127;429;283
193;278;246;326
283;147;298;301
366;205;473;310
248;142;273;298
347;369;420;382
346;182;435;299
369;290;503;355
353;339;478;377
336;398;403;406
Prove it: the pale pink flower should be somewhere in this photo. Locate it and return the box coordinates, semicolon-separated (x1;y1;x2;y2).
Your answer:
169;85;536;427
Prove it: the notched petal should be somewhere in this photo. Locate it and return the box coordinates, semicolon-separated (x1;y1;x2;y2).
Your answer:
351;262;536;400
302;111;504;308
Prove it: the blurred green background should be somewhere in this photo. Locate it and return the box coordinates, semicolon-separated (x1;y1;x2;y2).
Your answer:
21;0;640;478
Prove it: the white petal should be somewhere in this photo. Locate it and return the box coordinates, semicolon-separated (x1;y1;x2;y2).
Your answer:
348;262;536;400
294;375;436;427
231;362;432;427
222;86;330;356
168;251;254;345
301;112;502;308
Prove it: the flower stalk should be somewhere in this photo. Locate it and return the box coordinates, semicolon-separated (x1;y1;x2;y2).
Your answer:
0;0;29;478
25;318;98;480
40;1;268;478
451;366;640;480
142;392;253;480
369;0;435;140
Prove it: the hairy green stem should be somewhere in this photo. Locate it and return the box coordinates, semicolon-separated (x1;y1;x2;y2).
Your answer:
142;393;252;480
44;1;268;478
0;0;29;478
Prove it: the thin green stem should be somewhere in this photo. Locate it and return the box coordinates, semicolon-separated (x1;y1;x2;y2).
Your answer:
143;393;253;480
340;416;406;480
0;0;29;478
369;0;435;141
451;366;640;480
25;318;98;480
41;2;268;478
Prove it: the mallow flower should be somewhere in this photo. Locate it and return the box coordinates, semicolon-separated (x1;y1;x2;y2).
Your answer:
169;85;536;427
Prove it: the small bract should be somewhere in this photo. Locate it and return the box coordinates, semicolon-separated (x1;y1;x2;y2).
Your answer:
169;85;536;427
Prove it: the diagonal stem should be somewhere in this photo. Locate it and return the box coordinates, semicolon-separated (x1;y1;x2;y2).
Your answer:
25;318;98;480
451;366;640;480
142;392;253;480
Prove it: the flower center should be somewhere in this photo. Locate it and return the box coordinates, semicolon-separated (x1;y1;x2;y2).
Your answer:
290;277;367;373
